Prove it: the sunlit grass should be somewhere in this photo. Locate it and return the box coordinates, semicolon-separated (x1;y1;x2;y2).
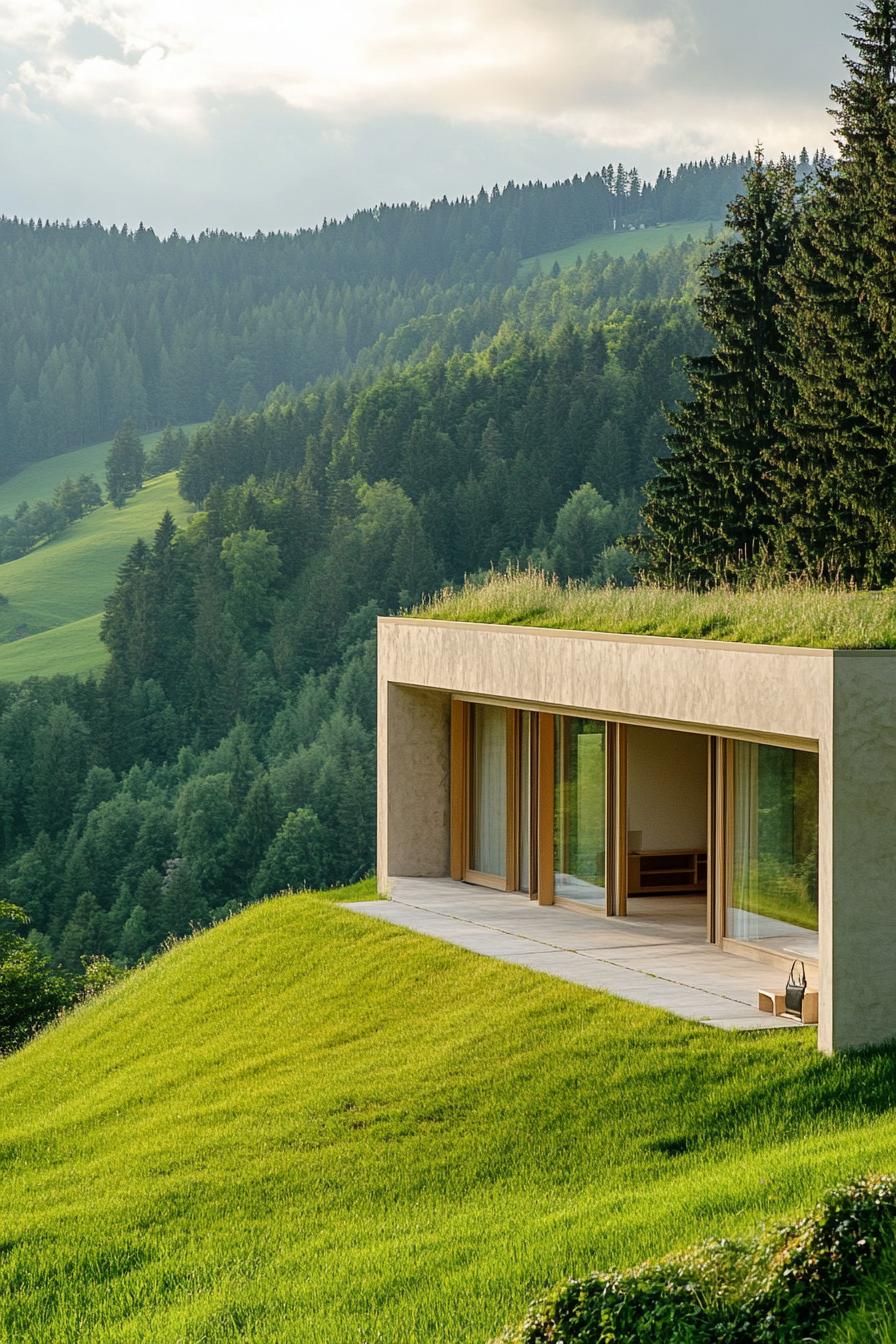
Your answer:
0;471;192;679
415;569;896;649
2;883;896;1342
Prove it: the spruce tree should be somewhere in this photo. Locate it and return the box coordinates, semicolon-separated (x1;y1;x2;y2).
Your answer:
776;1;896;583
639;154;797;584
105;419;144;508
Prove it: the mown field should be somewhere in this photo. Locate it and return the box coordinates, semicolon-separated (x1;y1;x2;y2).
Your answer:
0;470;191;680
1;881;895;1343
521;217;722;275
0;426;201;515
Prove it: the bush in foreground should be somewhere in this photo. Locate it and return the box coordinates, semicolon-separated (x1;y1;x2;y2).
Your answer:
497;1175;896;1344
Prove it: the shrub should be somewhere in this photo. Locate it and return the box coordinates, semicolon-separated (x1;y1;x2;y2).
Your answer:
497;1175;896;1344
0;901;74;1053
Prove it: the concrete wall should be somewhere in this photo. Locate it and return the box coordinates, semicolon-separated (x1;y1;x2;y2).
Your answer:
829;654;896;1052
376;682;451;890
377;616;896;1053
379;617;832;745
627;726;707;852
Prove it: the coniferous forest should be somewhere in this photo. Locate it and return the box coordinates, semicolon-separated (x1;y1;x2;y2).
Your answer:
0;156;766;476
2;0;893;985
642;2;896;586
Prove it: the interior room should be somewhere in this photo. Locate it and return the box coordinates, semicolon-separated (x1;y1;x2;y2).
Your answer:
625;725;708;932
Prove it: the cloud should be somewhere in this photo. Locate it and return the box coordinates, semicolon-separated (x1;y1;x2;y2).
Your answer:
0;0;683;133
0;0;847;233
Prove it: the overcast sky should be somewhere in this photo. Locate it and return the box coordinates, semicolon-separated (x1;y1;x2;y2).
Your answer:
0;0;850;235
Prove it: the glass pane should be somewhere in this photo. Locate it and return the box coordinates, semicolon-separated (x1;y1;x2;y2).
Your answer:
470;705;506;877
728;742;818;957
519;713;531;893
554;716;606;907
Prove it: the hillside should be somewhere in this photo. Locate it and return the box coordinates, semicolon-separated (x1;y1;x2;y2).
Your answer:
0;426;199;516
521;217;722;275
0;471;191;680
0;155;758;478
1;884;896;1343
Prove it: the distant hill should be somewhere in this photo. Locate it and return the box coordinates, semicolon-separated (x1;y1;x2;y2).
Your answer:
521;217;723;276
0;153;766;478
0;469;191;680
0;884;892;1342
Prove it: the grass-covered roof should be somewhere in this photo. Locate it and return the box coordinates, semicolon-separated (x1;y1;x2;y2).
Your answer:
413;570;896;650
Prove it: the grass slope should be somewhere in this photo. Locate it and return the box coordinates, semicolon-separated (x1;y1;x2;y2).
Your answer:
0;472;191;680
2;883;896;1343
0;425;201;516
521;218;722;275
418;569;896;649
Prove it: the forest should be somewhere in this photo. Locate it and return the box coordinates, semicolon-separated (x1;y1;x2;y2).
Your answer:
0;154;774;476
0;236;706;971
642;9;896;586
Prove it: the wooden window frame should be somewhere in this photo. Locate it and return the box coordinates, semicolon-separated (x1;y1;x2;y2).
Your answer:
452;700;519;892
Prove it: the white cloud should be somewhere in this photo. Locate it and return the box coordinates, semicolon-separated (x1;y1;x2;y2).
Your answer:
0;0;682;133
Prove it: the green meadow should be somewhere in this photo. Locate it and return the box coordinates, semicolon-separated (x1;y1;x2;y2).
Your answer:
1;882;896;1343
0;471;191;681
520;217;722;276
0;426;201;516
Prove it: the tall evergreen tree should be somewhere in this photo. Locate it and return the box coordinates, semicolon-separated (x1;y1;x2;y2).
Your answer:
639;154;797;584
776;1;896;582
105;419;145;508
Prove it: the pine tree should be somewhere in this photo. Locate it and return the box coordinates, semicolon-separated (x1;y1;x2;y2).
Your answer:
776;1;896;583
105;419;145;508
639;153;798;585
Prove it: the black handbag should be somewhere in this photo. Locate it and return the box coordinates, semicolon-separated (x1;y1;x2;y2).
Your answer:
785;960;807;1016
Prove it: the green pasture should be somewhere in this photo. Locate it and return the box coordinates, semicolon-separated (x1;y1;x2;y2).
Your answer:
0;471;191;680
0;426;200;516
1;883;895;1342
521;218;722;276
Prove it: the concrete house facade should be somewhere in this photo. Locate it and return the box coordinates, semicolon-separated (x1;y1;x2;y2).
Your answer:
377;615;896;1054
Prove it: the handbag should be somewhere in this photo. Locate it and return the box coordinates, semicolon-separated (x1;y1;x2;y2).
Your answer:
785;960;807;1016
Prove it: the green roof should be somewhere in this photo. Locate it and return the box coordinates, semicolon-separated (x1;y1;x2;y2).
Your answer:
413;571;896;650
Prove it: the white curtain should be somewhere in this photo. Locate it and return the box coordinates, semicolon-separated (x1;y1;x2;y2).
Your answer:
472;706;506;876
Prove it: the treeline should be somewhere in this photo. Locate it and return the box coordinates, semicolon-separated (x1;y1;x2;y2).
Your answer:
0;154;768;474
0;473;102;563
642;3;896;587
2;249;705;966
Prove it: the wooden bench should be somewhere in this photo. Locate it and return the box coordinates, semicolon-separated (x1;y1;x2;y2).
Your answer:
758;988;818;1024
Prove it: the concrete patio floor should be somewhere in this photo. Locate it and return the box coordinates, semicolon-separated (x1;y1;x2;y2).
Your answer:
345;878;809;1032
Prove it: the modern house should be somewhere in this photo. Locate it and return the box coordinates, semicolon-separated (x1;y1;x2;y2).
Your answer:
376;612;896;1054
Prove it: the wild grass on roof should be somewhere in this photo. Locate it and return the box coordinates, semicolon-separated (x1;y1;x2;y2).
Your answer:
414;569;896;649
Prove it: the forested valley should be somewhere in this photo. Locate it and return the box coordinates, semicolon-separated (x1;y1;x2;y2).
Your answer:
0;154;772;475
0;141;839;987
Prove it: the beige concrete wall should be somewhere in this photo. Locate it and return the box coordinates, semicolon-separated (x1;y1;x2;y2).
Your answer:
376;682;451;891
627;726;707;852
379;618;832;745
828;653;896;1052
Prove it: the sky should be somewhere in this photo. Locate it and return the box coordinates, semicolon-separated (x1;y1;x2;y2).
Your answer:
0;0;850;236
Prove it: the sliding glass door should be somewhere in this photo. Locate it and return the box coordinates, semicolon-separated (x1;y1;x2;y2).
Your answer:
553;715;607;907
452;701;609;908
726;741;818;958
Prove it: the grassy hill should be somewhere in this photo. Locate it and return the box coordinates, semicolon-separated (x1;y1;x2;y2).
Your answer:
521;217;722;276
1;882;896;1343
0;426;201;516
0;471;191;681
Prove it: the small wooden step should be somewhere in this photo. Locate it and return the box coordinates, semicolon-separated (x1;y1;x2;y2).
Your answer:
758;988;818;1024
